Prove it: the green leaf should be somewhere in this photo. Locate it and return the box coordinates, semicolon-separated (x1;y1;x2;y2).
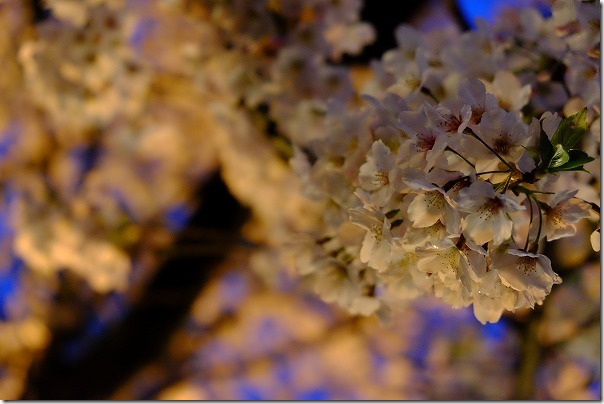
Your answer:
551;108;589;151
548;144;570;169
538;126;554;169
385;209;400;219
391;219;404;228
550;150;595;172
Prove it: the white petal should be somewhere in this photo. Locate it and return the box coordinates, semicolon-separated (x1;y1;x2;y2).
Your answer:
360;231;376;263
473;294;505;324
407;192;443;228
490;211;514;245
463;213;493;245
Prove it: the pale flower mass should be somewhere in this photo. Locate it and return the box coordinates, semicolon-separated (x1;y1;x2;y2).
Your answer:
0;0;600;400
287;0;600;324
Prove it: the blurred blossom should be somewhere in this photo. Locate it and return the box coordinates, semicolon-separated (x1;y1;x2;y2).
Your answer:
114;250;522;400
0;0;599;400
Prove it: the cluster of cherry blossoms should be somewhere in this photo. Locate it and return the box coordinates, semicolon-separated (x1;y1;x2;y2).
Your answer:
289;0;600;323
0;0;373;397
0;0;600;400
0;2;219;395
2;0;372;293
190;0;374;246
3;0;228;295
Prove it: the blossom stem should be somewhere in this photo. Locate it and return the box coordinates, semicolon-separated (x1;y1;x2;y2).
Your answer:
420;86;439;103
529;195;543;252
442;170;511;192
463;128;516;171
501;172;513;193
514;186;555;197
445;146;475;169
523;192;534;251
476;169;510;175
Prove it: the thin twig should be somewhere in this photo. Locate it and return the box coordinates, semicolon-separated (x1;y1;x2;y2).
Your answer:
523;192;534;251
446;146;475;169
464;128;516;171
530;195;544;252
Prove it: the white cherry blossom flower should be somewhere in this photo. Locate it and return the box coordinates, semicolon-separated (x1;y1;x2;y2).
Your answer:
457;181;525;245
324;22;375;60
312;259;359;306
471;270;519;324
404;176;460;235
441;25;503;78
491;248;562;308
416;239;472;295
423;100;472;137
540;189;592;241
457;77;499;127
397;107;449;172
468;107;530;173
379;247;432;300
358;139;396;206
349;197;392;272
401;221;449;252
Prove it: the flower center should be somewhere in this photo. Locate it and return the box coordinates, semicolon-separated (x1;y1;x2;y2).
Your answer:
470;107;484;125
373;170;389;186
478;198;504;220
416;133;436;152
493;133;512;155
444;114;462;132
426;191;445;210
371;224;384;241
517;256;538;275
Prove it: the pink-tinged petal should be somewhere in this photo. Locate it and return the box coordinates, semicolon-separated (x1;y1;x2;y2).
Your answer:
349;208;378;231
543;193;591;241
458;77;487;111
456;181;494;212
544;219;577;241
551;189;578;206
501;195;525;213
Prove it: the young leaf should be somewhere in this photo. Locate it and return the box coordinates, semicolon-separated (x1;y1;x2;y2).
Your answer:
538;126;554;168
551;107;589;151
547;144;570;169
385;209;400;219
391;219;404;228
550;150;595;172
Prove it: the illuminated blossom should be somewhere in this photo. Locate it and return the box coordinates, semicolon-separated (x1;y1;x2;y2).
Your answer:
349;195;393;272
541;190;592;241
358;140;396;206
404;176;460;235
456;181;525;245
491;249;562;307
